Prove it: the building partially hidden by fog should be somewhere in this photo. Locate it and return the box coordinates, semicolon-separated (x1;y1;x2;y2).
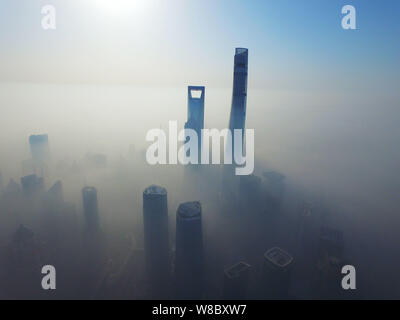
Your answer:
20;174;44;197
29;134;49;176
262;247;293;299
47;180;63;203
185;86;205;164
175;201;204;299
143;185;170;298
29;134;49;162
223;261;251;300
228;48;248;153
82;187;99;231
5;224;43;299
223;48;249;194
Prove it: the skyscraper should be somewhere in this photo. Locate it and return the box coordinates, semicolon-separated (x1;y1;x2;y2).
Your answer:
143;185;170;298
228;48;248;154
175;201;204;299
82;186;99;231
223;261;251;300
223;48;249;195
29;134;50;176
185;86;205;164
20;174;44;197
29;134;49;162
262;247;293;299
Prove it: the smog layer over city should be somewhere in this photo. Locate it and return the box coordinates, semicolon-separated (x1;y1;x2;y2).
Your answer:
0;0;399;300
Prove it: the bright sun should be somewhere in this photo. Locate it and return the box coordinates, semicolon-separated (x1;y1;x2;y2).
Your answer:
96;0;151;15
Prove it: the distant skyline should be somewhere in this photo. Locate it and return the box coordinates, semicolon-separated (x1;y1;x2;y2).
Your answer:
0;0;399;93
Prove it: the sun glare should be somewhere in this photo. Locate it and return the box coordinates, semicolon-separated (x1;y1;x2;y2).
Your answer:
96;0;151;15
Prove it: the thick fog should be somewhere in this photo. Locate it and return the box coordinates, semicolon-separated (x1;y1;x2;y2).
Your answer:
0;82;399;299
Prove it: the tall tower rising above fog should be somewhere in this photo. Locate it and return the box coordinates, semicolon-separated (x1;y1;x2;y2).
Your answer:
228;48;248;145
82;186;99;231
29;134;49;162
223;48;249;194
29;134;50;176
143;185;170;298
185;86;205;163
175;201;204;299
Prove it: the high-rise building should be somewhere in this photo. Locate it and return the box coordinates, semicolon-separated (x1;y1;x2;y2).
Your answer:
143;185;170;298
175;201;204;299
185;86;205;164
29;134;49;163
82;187;99;231
20;174;44;197
262;247;293;299
228;48;248;154
223;48;249;194
29;134;50;176
5;224;43;299
223;261;251;300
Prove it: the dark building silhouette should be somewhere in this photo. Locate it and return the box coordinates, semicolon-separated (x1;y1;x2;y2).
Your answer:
262;247;293;299
228;48;248;155
223;48;249;195
20;174;44;197
175;201;204;299
314;255;346;299
223;261;251;300
82;186;99;231
143;185;170;298
185;86;205;164
4;224;43;299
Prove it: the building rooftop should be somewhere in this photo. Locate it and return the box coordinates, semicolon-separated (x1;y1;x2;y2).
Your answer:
143;185;167;196
29;134;48;144
235;48;248;55
225;262;251;279
82;186;97;196
264;247;293;268
177;201;202;220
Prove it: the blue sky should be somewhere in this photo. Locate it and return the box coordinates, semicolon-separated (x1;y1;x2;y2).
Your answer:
0;0;399;93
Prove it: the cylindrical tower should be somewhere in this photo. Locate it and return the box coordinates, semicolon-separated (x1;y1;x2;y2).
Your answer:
175;201;204;299
143;185;170;297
